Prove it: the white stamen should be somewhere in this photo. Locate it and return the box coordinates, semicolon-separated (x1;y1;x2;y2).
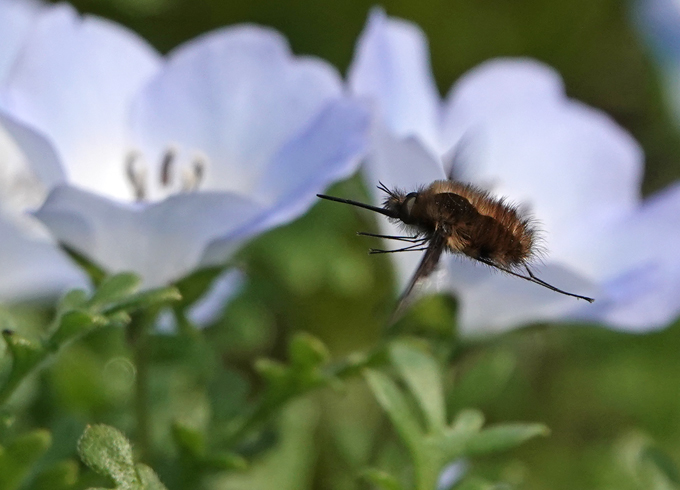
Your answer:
181;152;208;192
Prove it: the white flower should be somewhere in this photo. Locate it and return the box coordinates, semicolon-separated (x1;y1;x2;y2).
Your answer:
348;8;680;336
0;0;42;83
0;4;369;288
0;0;87;303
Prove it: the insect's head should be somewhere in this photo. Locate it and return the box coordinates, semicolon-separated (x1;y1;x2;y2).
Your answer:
378;182;420;225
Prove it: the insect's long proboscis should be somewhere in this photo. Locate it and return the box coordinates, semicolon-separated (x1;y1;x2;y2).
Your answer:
316;194;399;219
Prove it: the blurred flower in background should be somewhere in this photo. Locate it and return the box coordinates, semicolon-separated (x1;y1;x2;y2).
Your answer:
635;0;680;128
348;8;680;336
0;3;369;289
0;0;87;303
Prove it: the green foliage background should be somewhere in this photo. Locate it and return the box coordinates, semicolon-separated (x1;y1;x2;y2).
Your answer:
2;0;680;488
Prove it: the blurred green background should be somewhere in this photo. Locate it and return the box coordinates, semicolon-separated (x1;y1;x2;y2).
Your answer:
4;0;680;488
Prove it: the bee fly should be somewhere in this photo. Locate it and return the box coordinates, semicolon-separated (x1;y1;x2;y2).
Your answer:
317;180;594;312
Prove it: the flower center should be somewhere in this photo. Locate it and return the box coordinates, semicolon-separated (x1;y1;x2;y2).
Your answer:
124;146;208;202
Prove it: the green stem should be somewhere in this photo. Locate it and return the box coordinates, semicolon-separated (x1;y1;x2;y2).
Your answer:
134;332;151;459
126;310;158;461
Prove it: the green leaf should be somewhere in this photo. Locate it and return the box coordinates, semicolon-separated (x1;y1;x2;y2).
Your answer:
450;409;485;434
59;289;89;311
136;464;168;490
643;446;680;485
448;349;516;411
390;341;445;433
30;459;79;490
0;429;52;490
360;468;404;490
364;369;421;449
77;424;138;488
171;422;205;458
89;273;141;308
289;332;330;369
465;423;549;456
101;286;181;316
1;330;44;377
453;477;500;490
202;452;248;471
78;425;170;490
47;310;108;350
0;331;47;405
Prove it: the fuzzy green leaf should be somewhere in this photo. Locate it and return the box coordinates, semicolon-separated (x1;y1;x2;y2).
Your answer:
390;341;445;433
77;424;138;488
136;464;168;490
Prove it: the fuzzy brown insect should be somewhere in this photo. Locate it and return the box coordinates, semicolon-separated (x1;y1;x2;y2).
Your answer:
317;179;594;312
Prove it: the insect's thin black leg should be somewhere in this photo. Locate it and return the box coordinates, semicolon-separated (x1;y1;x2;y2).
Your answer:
357;231;426;243
369;244;429;254
523;266;595;303
474;259;595;303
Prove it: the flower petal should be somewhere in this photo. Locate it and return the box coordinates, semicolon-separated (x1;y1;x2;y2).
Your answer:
576;182;680;330
0;0;42;82
0;211;87;302
34;186;264;287
256;97;369;214
1;4;161;200
348;7;441;152
202;98;368;265
0;111;65;188
131;25;342;198
442;59;643;272
449;259;599;337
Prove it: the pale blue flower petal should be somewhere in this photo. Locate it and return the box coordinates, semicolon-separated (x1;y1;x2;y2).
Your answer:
348;7;441;151
0;211;87;303
202;97;368;262
1;4;161;200
437;460;467;490
448;259;599;337
0;112;65;188
573;182;680;330
0;0;42;82
255;97;369;213
34;185;264;287
131;25;343;198
442;59;643;267
188;268;244;327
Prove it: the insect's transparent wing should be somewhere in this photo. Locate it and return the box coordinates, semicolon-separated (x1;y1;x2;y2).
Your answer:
392;232;447;321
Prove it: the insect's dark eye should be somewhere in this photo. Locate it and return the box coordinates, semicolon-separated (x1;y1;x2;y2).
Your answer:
403;193;418;216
